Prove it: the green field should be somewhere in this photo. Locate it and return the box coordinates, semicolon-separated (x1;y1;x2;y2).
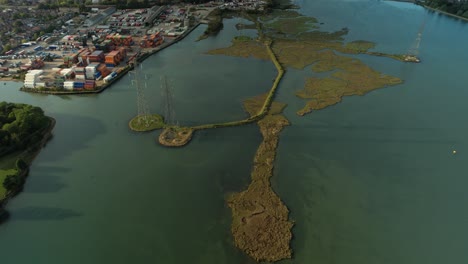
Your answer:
0;151;23;170
129;114;165;132
0;169;17;199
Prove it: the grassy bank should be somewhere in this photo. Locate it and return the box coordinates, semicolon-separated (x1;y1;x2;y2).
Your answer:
0;116;55;218
128;114;165;132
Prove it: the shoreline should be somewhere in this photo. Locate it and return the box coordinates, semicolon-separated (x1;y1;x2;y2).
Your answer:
386;0;468;22
0;78;22;83
421;4;468;22
385;0;415;3
0;117;56;222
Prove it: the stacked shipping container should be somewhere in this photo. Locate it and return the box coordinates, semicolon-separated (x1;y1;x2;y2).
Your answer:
105;50;120;67
74;81;85;90
88;50;105;63
59;68;75;79
75;67;85;80
24;69;44;88
139;32;164;48
63;54;78;67
106;34;133;46
103;71;118;83
97;64;111;78
85;63;100;79
84;80;96;90
104;48;126;67
63;81;74;90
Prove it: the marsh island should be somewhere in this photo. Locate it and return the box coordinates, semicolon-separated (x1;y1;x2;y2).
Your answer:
129;4;409;262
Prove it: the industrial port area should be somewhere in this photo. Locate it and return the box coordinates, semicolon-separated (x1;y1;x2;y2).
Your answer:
0;1;225;93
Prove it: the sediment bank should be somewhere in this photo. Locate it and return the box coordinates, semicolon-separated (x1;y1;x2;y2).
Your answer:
158;127;193;147
227;114;292;262
227;96;293;262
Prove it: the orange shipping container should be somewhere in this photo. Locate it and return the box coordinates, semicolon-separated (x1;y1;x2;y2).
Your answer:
100;69;111;78
105;58;117;64
118;47;127;58
97;64;107;71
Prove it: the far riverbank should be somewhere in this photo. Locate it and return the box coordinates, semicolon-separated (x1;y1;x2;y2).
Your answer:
421;4;468;22
386;0;415;3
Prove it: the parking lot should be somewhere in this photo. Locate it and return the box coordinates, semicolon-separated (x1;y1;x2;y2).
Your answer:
0;43;65;75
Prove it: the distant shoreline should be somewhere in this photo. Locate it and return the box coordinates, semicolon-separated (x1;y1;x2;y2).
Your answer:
422;4;468;22
385;0;415;3
387;0;468;23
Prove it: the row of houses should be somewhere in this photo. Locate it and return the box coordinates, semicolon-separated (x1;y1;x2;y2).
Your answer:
219;0;269;11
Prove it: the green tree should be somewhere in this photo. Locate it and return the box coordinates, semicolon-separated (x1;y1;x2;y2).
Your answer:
0;129;10;147
126;0;138;8
2;43;11;53
0;102;49;156
15;159;27;171
463;10;468;18
2;122;19;135
3;173;21;191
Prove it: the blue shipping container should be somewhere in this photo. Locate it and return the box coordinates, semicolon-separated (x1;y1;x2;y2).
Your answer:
106;63;115;68
73;82;85;88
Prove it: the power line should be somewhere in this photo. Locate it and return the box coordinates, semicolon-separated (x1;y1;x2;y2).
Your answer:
161;75;176;126
130;56;151;127
408;15;427;57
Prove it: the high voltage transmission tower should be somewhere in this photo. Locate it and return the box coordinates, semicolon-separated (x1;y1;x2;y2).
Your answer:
160;75;176;126
131;57;151;127
408;16;426;57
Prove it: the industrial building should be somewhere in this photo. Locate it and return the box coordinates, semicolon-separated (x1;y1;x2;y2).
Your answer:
84;7;116;27
144;5;165;26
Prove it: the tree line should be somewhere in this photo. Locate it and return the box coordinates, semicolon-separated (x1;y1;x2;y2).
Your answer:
2;158;27;193
423;0;468;18
89;0;214;8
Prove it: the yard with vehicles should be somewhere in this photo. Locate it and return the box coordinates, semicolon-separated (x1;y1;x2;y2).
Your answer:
0;2;220;92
